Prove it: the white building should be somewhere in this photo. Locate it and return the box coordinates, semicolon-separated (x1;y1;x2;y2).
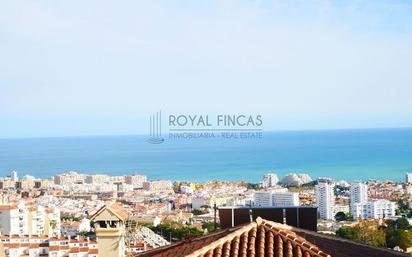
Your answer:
54;171;85;185
10;171;18;182
2;235;98;257
406;185;412;195
191;197;208;210
125;174;147;189
350;182;368;218
262;173;279;188
316;180;335;220
61;219;91;237
0;202;60;236
352;199;395;220
406;173;412;184
253;192;271;207
85;174;110;185
253;191;299;207
0;203;28;234
180;185;194;194
143;180;173;191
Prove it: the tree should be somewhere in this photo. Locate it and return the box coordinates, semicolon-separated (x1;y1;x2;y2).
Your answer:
335;212;353;222
336;227;357;240
49;220;57;229
398;231;412;251
387;218;411;230
335;212;347;222
337;224;386;248
396;218;411;230
386;229;400;249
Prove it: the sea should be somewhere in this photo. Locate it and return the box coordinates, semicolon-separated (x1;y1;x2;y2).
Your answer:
0;128;412;183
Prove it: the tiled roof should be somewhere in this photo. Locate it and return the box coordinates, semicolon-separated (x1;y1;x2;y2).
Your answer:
138;217;409;257
138;218;330;257
0;205;17;210
90;202;129;221
88;248;98;254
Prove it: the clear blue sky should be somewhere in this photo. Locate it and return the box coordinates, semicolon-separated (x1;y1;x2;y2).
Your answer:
1;0;412;138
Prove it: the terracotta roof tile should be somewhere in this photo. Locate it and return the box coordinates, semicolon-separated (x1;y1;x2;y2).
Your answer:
138;218;331;257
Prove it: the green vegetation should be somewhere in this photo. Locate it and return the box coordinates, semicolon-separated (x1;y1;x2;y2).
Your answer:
336;218;412;251
245;183;261;190
335;212;353;222
396;199;412;218
49;219;57;229
143;223;203;242
192;209;208;215
201;221;220;233
60;213;81;221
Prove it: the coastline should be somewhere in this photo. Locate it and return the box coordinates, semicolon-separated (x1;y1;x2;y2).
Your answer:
0;128;411;182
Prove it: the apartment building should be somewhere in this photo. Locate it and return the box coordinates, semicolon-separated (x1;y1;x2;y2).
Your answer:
316;179;335;220
1;235;98;257
406;172;412;184
85;174;110;185
125;174;147;189
0;203;28;235
253;191;299;207
352;199;395;220
54;172;85;185
143;180;173;191
61;219;91;237
0;202;60;236
350;182;368;219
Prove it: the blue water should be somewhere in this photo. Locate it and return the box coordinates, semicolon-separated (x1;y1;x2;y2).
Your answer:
0;128;411;182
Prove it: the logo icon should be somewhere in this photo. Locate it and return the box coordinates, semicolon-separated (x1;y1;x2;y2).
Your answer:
147;110;165;144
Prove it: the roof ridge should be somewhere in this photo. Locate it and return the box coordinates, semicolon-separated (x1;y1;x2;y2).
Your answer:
184;222;258;257
261;220;330;257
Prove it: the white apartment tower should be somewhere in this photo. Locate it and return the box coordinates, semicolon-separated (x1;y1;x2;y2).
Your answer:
316;179;335;220
350;182;368;205
262;173;279;188
10;171;18;182
350;182;368;219
406;173;412;184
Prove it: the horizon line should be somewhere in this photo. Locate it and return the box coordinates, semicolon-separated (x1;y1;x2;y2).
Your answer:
1;126;412;140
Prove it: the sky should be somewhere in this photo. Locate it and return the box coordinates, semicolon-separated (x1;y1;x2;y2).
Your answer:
1;0;412;138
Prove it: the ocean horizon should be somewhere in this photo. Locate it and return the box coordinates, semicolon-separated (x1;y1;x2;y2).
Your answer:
0;127;411;183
